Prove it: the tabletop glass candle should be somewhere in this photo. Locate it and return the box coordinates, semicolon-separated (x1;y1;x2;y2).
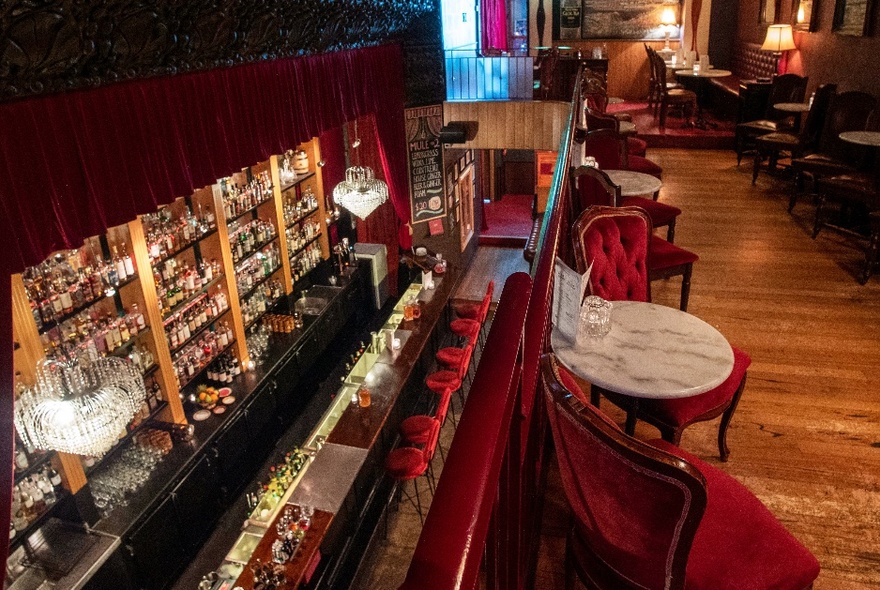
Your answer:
578;296;613;342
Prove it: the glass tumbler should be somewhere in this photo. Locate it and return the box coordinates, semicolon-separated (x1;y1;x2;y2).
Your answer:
578;296;613;342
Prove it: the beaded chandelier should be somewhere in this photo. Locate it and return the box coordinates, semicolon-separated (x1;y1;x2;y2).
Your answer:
333;165;389;220
14;356;147;457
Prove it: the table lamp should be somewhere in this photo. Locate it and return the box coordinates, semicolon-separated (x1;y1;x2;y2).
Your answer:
761;24;796;55
661;7;678;50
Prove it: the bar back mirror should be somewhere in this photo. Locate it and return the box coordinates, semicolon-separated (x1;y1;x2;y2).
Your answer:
793;0;819;31
833;0;872;35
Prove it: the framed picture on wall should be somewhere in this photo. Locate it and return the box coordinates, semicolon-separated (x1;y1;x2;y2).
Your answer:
576;0;670;39
760;0;781;23
792;0;819;31
833;0;872;35
458;165;475;251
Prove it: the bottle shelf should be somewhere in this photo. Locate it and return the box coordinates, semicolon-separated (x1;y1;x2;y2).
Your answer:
149;227;218;270
9;488;70;552
238;264;284;301
284;206;320;230
232;236;279;272
243;295;284;332
37;273;140;335
279;171;315;193
160;275;226;321
142;363;160;379
13;452;53;486
106;325;152;360
168;308;230;356
288;233;323;261
226;195;275;225
178;339;237;391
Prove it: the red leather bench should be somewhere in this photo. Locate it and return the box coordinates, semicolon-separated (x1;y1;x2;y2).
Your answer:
708;42;779;122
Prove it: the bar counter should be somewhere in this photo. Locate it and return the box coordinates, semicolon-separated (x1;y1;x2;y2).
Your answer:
221;267;459;589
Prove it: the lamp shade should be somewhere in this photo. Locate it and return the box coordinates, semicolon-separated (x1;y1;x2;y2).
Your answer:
761;24;796;52
661;7;678;26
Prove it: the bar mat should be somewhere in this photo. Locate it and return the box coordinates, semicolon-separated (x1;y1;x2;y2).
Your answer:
22;518;98;577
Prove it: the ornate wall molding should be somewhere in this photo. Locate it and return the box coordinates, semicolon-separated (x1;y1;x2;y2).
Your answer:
0;0;434;102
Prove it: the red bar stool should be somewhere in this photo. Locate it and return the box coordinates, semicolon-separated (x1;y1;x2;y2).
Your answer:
427;342;473;406
400;389;453;461
385;419;441;524
453;281;494;321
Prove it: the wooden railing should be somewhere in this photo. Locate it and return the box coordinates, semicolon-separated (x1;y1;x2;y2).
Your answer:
445;55;535;100
397;69;580;590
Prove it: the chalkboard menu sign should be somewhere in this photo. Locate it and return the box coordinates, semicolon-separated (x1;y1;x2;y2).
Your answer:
406;105;446;224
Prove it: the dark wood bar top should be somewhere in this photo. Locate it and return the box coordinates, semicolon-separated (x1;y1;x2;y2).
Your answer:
232;509;331;589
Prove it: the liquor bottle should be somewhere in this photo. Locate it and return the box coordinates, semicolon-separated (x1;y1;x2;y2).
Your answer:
122;245;136;276
113;246;127;282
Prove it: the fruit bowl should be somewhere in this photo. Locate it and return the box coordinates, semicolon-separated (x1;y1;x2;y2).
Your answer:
196;386;220;409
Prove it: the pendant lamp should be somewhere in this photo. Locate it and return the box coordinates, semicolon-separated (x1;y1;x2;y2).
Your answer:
332;120;389;220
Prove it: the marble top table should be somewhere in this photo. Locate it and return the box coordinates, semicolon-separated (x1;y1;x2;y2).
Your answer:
674;68;732;78
604;170;663;198
550;301;734;400
839;131;880;147
618;120;638;136
774;102;811;113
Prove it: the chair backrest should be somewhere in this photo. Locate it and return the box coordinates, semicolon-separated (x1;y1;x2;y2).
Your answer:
572;206;651;302
800;83;837;147
817;90;878;158
582;71;609;112
570;165;620;216
582;128;624;169
584;106;619;132
540;353;706;590
766;74;809;119
479;280;495;323
422;418;442;463
649;49;671;96
537;48;560;100
645;44;658;89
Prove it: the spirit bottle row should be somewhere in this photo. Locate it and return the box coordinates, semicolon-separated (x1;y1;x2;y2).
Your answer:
241;279;284;327
206;352;242;384
172;324;235;387
143;205;216;262
221;171;274;218
290;244;322;283
235;243;282;294
23;247;137;328
10;466;63;536
282;187;319;226
229;218;278;264
164;292;230;350
41;304;148;362
285;220;322;253
154;258;223;315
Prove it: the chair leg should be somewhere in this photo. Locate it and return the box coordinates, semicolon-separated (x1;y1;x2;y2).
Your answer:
718;373;748;462
659;425;683;446
666;218;676;243
812;195;826;239
861;215;880;284
789;171;804;212
679;263;693;312
659;102;667;130
752;150;763;185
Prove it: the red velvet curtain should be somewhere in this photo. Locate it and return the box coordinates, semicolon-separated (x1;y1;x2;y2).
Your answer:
352;115;402;295
480;0;509;53
0;43;412;566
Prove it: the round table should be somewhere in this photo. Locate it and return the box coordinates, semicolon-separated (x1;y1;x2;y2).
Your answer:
674;68;733;129
618;120;637;136
604;170;663;197
551;301;734;433
774;102;811;132
839;131;880;146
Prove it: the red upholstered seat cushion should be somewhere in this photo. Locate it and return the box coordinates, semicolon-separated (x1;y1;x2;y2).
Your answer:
436;346;466;368
641;347;751;426
426;369;462;393
626;137;648;157
579;215;650;302
400;414;436;444
385;446;428;480
649;439;820;589
649;235;699;270
627;155;663;180
450;318;480;339
454;301;481;320
620;196;681;226
738;118;779;133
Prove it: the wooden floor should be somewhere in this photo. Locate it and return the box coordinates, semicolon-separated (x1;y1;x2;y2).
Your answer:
535;148;880;589
358;148;880;589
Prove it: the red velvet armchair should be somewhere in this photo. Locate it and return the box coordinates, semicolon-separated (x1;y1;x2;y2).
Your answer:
571;206;744;460
541;353;821;590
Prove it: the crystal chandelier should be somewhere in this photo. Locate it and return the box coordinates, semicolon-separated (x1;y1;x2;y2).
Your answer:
14;356;147;457
333;165;389;220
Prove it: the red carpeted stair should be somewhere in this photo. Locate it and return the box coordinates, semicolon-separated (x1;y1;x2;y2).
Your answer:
480;194;534;246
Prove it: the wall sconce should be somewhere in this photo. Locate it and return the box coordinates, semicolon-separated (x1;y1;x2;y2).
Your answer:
660;7;678;50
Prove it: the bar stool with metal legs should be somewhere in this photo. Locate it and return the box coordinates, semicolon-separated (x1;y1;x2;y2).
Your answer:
384;418;441;525
399;388;453;461
426;342;473;408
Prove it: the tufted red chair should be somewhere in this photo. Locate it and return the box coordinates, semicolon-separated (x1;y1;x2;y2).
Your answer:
583;129;663;183
540;353;821;590
571;207;743;460
584;106;647;158
572;162;681;242
571;205;652;304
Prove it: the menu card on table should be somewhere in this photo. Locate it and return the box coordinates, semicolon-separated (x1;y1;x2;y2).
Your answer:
552;257;592;343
